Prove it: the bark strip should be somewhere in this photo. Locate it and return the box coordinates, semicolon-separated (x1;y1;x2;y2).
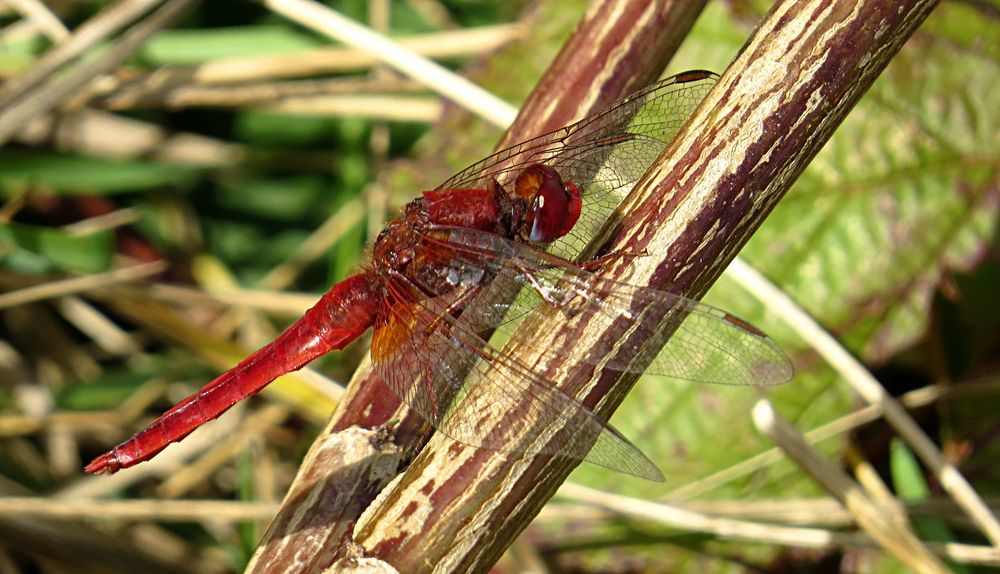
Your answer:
353;1;939;572
246;428;401;573
253;0;708;570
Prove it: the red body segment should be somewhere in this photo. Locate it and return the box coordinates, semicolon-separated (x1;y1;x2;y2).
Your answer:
85;273;380;473
423;187;503;232
84;71;790;481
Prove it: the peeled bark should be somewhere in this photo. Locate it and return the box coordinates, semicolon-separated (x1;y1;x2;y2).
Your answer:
254;0;939;572
245;428;401;573
252;2;706;570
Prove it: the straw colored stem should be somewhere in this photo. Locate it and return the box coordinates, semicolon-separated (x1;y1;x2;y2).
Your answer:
0;262;167;310
0;0;197;144
263;0;517;127
729;257;1000;545
4;0;69;42
0;0;162;110
0;497;278;522
558;483;1000;566
753;400;949;574
666;377;1000;500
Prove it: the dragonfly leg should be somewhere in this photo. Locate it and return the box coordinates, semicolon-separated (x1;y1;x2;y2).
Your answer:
513;263;602;321
512;264;565;308
425;283;484;333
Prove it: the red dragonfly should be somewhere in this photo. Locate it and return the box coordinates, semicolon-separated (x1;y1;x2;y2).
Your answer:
86;70;792;481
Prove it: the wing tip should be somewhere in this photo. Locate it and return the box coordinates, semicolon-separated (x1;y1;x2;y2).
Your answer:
639;464;666;482
760;339;796;386
673;69;718;84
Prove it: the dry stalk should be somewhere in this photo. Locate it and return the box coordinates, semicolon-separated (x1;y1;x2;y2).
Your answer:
0;0;164;110
729;250;1000;543
666;376;1000;500
250;0;709;571
350;0;942;571
0;0;198;145
754;400;948;573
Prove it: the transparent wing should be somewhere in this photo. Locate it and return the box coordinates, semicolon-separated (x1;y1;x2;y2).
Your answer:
436;71;718;262
437;71;717;192
420;226;794;387
370;271;664;481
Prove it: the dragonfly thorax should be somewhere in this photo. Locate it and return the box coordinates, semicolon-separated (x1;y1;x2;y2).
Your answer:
370;193;501;301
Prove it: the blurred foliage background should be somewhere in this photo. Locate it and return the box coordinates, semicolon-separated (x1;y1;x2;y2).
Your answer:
0;0;998;573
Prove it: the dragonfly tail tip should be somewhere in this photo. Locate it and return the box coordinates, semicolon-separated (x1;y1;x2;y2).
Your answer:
84;452;120;475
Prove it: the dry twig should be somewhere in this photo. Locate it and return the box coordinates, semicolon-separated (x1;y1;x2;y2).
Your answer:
753;400;949;573
0;0;198;143
729;255;1000;544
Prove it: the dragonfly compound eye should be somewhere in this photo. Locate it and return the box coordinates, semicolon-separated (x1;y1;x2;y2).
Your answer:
529;178;581;242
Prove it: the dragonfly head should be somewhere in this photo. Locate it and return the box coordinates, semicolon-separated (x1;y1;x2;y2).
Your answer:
513;164;582;243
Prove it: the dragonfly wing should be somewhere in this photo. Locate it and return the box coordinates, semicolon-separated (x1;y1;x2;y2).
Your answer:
370;271;664;481
436;71;717;193
424;227;794;387
436;72;716;263
544;134;666;260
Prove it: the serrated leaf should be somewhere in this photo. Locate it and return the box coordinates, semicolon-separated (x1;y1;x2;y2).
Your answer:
572;2;999;506
744;2;999;364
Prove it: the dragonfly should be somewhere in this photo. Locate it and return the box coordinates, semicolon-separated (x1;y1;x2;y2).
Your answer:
86;70;792;481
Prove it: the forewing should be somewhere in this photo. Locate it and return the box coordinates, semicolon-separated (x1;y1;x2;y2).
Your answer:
370;270;663;481
424;227;794;387
542;134;665;260
435;72;716;264
436;71;717;194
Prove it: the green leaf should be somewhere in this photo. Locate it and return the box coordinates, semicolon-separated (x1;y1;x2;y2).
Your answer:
236;448;258;568
141;26;323;64
744;1;1000;364
890;439;929;500
235;112;339;148
58;360;171;410
890;440;967;573
214;175;327;222
573;1;1000;506
0;222;113;274
0;151;201;195
0;51;36;75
